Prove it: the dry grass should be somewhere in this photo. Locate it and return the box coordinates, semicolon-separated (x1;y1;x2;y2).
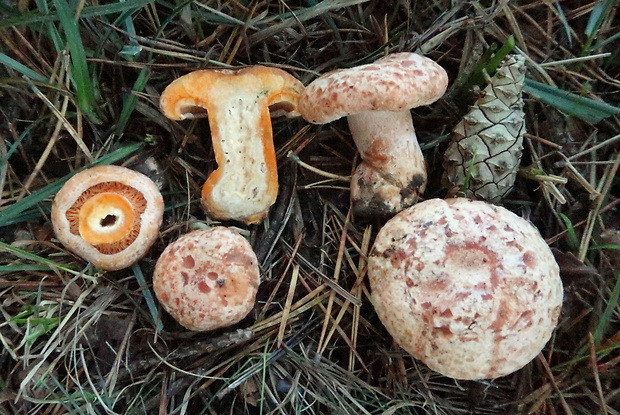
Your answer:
1;1;619;414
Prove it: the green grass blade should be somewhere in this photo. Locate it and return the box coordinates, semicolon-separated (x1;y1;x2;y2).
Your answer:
0;0;155;29
131;264;163;332
584;1;609;37
582;0;615;54
459;35;515;92
0;142;143;226
553;1;573;47
0;264;61;272
34;0;65;54
524;79;620;123
114;66;150;135
592;31;620;50
0;2;18;15
558;213;580;249
51;0;100;123
0;241;79;275
589;244;620;250
0;52;48;82
592;272;620;345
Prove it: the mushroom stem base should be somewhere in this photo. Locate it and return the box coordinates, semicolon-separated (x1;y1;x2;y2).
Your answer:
347;110;426;216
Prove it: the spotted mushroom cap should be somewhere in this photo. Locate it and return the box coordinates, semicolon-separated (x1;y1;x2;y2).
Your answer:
51;165;164;271
368;198;563;380
299;52;448;124
153;227;260;331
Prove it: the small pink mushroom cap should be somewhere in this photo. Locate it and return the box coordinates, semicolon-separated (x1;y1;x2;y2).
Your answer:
153;227;260;331
368;198;563;380
298;52;448;124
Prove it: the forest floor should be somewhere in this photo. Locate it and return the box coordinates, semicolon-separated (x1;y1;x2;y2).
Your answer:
0;1;619;414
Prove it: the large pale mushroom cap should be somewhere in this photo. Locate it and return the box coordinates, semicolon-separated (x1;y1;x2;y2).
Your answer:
51;165;164;271
299;52;448;124
368;198;563;380
153;227;260;331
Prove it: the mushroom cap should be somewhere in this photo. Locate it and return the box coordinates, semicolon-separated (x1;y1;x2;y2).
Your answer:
51;165;164;271
153;227;260;331
159;66;304;121
368;198;563;380
299;52;448;124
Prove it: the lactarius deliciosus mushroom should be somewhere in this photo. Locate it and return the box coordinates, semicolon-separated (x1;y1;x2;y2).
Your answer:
153;227;260;331
160;66;304;224
299;52;448;216
368;198;563;380
51;165;164;271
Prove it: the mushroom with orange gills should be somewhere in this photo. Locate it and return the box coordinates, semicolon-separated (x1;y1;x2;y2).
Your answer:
368;198;563;380
160;66;304;224
299;52;448;217
51;164;165;271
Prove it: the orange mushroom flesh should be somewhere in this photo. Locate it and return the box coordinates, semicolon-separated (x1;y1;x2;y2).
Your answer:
52;165;164;270
160;66;304;224
66;182;146;254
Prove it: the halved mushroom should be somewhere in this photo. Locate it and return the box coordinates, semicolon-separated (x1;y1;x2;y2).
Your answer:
160;66;304;224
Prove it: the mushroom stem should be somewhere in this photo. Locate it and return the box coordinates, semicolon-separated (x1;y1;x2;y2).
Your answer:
201;93;277;224
347;110;427;216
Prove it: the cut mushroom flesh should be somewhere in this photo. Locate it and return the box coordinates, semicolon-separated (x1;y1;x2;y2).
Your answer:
160;67;304;224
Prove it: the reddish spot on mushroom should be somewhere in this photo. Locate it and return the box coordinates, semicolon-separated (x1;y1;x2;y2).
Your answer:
388;249;408;268
182;255;195;268
363;137;390;165
197;281;211;294
440;309;453;318
224;249;255;267
444;242;500;289
507;240;523;250
207;271;219;280
489;300;513;331
436;325;453;337
181;272;189;286
523;251;537;267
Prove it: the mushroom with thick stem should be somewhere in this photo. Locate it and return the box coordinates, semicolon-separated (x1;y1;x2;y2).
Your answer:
160;66;304;224
51;164;165;271
153;227;260;331
368;198;563;380
299;52;449;217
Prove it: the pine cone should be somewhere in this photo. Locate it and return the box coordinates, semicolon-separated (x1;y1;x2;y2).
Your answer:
443;55;526;202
